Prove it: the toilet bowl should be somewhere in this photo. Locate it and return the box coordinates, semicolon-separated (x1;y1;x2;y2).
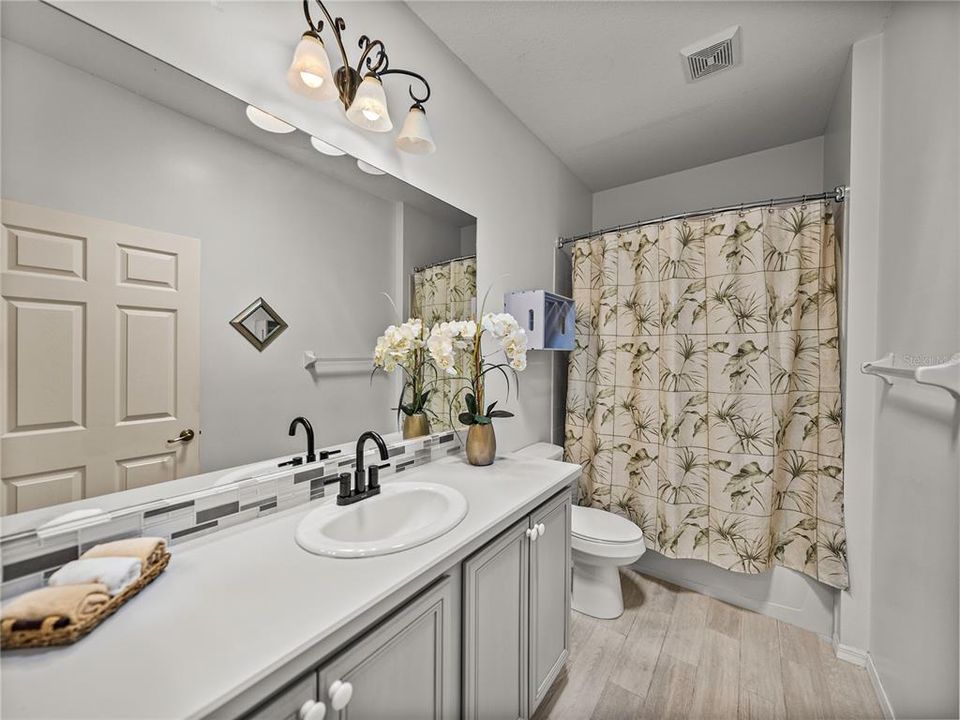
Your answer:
515;443;647;619
571;506;646;619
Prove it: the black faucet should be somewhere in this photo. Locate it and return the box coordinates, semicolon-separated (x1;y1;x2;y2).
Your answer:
337;430;390;506
279;416;342;468
288;416;316;464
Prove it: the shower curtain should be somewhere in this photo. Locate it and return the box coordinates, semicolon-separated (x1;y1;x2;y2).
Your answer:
564;200;847;589
412;256;477;429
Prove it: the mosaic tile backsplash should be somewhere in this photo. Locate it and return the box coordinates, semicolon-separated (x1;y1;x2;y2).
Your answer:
0;432;460;600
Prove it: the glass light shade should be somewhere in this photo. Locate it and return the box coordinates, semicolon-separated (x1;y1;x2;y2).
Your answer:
395;106;435;155
310;136;346;156
245;105;296;133
286;34;337;101
345;76;393;132
356;159;386;175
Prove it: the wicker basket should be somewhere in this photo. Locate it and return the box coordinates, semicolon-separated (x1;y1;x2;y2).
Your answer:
1;552;171;650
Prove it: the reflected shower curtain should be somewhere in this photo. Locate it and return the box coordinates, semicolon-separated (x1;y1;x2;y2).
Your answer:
564;200;848;589
412;257;477;429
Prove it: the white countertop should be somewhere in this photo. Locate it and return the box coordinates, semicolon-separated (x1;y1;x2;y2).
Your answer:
1;454;580;720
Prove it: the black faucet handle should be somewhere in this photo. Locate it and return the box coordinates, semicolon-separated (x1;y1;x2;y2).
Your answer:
318;449;342;461
337;472;352;503
278;456;303;468
368;463;389;491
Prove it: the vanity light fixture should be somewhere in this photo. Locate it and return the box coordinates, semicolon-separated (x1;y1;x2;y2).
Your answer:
356;159;386;176
245;105;296;133
310;136;346;156
287;0;435;154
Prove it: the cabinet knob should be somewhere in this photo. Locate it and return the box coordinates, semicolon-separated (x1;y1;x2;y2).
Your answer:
537;522;546;537
299;700;326;720
328;680;353;711
526;527;538;542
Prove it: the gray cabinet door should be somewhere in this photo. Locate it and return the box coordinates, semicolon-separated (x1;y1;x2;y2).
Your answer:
245;674;318;720
528;492;571;716
318;574;458;720
463;518;530;720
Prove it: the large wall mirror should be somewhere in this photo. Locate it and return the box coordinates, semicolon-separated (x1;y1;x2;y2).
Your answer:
0;1;477;519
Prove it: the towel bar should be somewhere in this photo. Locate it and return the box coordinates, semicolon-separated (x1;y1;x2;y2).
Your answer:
861;352;960;399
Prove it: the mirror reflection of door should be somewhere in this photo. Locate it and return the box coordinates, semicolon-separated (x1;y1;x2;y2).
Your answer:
0;200;201;514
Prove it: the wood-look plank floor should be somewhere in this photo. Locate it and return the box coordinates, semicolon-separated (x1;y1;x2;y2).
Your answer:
534;569;883;720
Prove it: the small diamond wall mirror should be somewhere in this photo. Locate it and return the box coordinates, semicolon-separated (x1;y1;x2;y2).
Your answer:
230;297;288;351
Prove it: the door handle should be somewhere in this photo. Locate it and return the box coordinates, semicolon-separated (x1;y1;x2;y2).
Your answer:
166;429;195;444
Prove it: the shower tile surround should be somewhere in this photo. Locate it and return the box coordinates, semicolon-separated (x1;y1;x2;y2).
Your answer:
0;432;459;599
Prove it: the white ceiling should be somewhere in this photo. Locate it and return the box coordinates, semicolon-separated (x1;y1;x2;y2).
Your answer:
409;1;891;191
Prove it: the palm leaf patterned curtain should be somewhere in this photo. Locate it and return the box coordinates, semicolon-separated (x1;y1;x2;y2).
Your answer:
412;257;477;429
564;200;847;589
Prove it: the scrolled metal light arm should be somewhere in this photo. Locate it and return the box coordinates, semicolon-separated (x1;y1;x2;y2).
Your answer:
379;68;431;108
300;0;431;110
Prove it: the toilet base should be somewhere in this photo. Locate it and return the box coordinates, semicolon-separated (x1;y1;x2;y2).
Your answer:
572;562;624;619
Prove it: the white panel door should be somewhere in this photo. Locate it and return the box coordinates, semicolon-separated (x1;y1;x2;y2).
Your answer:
1;200;200;513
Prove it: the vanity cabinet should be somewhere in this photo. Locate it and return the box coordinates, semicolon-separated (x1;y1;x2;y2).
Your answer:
317;574;459;719
463;491;571;719
246;576;458;720
527;492;572;712
244;490;571;720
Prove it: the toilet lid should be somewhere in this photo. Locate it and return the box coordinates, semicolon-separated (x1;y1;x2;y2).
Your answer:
571;506;644;544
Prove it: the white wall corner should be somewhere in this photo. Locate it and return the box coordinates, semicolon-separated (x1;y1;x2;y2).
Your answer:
835;31;883;655
866;652;897;720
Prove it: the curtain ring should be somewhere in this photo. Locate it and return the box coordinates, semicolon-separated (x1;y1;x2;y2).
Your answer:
738;203;745;218
767;199;775;214
658;216;665;230
801;194;807;210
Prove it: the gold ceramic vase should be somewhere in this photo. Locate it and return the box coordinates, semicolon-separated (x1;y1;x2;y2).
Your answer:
402;412;431;440
465;423;496;466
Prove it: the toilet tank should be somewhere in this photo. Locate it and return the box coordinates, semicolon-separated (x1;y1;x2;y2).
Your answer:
515;443;564;461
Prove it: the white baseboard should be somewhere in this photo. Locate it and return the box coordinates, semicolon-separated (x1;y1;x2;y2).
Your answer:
831;635;893;718
832;633;868;666
866;652;895;719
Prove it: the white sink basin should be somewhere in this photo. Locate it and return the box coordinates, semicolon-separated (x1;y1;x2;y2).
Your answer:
295;482;468;558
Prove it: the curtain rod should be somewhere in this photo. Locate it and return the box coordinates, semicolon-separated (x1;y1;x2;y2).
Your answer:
413;254;476;273
557;185;849;248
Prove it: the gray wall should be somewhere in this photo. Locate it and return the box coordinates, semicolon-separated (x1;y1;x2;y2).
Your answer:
870;3;959;716
1;40;399;472
589;136;836;636
592;136;825;228
823;53;853;192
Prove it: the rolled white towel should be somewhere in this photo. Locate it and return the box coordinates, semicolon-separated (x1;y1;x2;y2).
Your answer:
48;556;143;597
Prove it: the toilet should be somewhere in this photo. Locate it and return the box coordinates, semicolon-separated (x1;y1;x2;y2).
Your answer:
515;443;647;620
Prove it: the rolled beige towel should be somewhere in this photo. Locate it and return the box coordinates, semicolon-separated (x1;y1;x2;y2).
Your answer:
1;583;110;627
81;537;167;566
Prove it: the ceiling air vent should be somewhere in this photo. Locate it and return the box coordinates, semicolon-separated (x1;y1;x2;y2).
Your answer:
681;25;741;82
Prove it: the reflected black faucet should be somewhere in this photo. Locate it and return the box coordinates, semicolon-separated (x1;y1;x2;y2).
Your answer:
337;430;390;506
289;416;316;463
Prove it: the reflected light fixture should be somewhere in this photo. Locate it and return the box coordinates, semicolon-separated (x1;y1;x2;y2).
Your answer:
356;159;386;176
310;136;346;156
287;0;435;154
245;105;296;133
